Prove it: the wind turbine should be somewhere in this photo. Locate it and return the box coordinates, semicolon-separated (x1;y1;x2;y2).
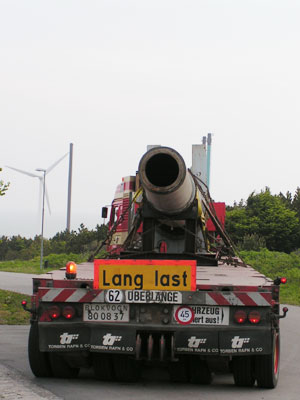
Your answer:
6;152;68;218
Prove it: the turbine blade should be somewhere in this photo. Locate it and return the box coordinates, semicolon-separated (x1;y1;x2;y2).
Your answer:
46;152;68;174
5;165;40;178
45;185;51;215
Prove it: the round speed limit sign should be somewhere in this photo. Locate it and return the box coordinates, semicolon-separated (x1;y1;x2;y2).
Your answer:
174;306;195;325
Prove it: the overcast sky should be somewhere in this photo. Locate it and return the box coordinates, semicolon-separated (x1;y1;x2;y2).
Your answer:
1;0;300;238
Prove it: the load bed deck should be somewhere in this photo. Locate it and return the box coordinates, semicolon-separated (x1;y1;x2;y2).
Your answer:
38;260;273;290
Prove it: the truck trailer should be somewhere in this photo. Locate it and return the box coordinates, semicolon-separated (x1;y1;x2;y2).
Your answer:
23;145;288;388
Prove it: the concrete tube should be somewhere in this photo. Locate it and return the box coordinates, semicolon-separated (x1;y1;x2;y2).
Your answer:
138;147;196;214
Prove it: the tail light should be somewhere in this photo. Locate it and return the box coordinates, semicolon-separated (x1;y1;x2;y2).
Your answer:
66;261;77;279
63;306;75;319
234;310;247;324
48;305;61;319
248;310;261;324
274;276;287;285
21;300;31;313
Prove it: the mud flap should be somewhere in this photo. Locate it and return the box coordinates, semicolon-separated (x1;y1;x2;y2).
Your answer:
90;328;136;354
174;330;219;355
219;330;272;356
39;324;136;354
39;325;90;352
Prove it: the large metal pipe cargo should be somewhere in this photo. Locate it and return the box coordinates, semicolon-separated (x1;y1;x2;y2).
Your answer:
138;146;196;214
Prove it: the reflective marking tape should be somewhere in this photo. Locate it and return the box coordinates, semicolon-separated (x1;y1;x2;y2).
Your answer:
247;292;272;306
39;289;63;302
221;292;244;306
52;289;77;302
65;290;91;303
206;292;272;306
38;288;272;306
92;292;105;302
206;292;231;306
235;292;258;307
39;288;104;302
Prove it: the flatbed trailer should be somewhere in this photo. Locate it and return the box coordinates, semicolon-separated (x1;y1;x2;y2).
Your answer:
25;259;286;388
24;145;288;388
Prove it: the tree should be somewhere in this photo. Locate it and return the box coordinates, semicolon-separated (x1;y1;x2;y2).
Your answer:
225;207;251;244
247;189;300;252
226;189;300;253
0;223;108;261
291;187;300;220
238;234;266;251
0;168;10;196
278;191;293;209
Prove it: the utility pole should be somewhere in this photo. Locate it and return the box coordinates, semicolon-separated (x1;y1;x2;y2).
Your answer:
66;143;73;232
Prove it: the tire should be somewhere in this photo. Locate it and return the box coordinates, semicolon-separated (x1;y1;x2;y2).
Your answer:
93;353;114;381
112;355;140;382
28;322;52;377
168;357;189;383
255;331;280;388
232;356;255;387
49;353;80;379
189;357;212;384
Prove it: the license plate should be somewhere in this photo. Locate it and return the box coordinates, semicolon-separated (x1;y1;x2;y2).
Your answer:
83;303;129;322
173;305;229;325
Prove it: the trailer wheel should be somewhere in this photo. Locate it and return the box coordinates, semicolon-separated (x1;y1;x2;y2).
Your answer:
255;331;280;388
28;322;52;377
93;354;114;381
189;358;212;384
168;357;189;383
112;355;140;382
49;353;80;379
232;356;255;387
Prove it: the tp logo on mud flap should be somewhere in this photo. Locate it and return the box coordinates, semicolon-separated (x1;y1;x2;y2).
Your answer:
188;336;207;348
231;336;250;349
60;333;79;345
102;333;122;346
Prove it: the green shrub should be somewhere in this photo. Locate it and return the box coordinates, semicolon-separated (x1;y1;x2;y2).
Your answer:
238;234;266;251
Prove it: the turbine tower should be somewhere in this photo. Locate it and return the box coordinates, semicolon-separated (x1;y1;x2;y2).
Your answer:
6;152;68;220
7;152;69;269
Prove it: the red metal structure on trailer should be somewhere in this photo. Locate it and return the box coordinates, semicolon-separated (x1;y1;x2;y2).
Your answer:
23;144;288;388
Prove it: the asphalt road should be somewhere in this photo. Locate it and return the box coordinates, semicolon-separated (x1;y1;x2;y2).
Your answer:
0;304;299;400
0;271;36;295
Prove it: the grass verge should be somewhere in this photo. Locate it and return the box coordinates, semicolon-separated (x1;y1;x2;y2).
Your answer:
240;248;300;306
0;253;87;274
0;289;30;325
